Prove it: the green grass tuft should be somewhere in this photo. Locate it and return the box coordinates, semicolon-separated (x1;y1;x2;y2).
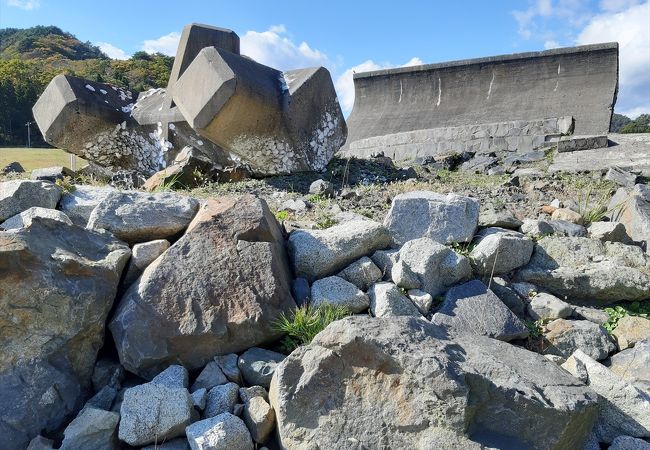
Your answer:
273;304;352;353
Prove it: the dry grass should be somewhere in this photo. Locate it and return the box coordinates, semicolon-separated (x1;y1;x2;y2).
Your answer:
0;147;86;172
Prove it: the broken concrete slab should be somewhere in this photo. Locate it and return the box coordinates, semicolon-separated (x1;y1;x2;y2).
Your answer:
557;135;608;153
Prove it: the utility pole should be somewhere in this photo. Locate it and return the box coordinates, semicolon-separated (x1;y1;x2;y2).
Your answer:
25;121;33;148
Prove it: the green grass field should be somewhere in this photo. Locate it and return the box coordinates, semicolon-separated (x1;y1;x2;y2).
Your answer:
0;147;87;172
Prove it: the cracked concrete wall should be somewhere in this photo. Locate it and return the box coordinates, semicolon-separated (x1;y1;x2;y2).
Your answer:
344;43;618;151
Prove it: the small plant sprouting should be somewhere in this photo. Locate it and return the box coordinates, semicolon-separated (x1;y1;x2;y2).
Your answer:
315;212;337;229
450;240;472;256
273;304;352;353
55;176;76;193
307;193;327;204
275;210;289;221
602;300;650;333
154;171;185;192
524;319;544;340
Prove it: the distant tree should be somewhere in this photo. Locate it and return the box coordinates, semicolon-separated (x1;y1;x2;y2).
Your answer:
131;51;151;61
610;113;631;133
620;114;650;134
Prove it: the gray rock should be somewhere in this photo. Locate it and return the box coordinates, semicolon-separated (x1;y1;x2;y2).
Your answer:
609;340;650;395
60;407;119;450
58;184;115;226
238;348;285;389
383;191;480;246
511;281;539;299
370;248;399;281
407;289;434;315
489;277;527;318
520;218;555;237
291;277;310;306
88;190;199;244
460;155;497;173
609;184;650;251
288;219;391;281
309;179;334;197
513;168;545;178
572;306;610;325
588;221;632;244
549;219;588;237
391;259;421;289
431;280;529;341
141;438;191;450
91;358;124;392
368;282;421;317
31;166;75;183
214;354;243;385
606;166;639;188
270;316;598;449
469;228;534;275
239;386;275;443
118;380;193;446
562;350;650;443
545;319;616;360
397;237;471;297
152;365;189;389
280;198;308;213
516;237;650;304
0;180;62;222
528;292;574;320
310;276;369;313
26;435;54;450
2;161;24;174
479;208;523;229
1;206;72;230
185;413;253;450
336;256;382;291
85;385;118;411
192;388;208;410
609;436;650;450
123;239;170;286
204;382;239;418
0;218;130;449
110;196;295;378
191;361;228;392
612;316;650;349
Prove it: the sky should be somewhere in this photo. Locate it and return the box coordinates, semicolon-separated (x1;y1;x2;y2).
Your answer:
1;0;649;118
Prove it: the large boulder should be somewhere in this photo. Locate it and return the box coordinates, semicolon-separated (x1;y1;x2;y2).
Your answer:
516;237;650;304
58;185;115;226
431;280;529;341
609;339;650;395
609;184;650;251
396;237;471;297
110;195;295;378
0;180;62;222
270;316;598;449
87;190;199;244
562;350;650;443
0;218;130;449
383;191;480;246
288;219;391;281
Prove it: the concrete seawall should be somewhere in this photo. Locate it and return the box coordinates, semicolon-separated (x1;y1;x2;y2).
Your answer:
343;43;618;155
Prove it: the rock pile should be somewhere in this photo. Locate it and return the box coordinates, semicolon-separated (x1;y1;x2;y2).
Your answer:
0;176;648;449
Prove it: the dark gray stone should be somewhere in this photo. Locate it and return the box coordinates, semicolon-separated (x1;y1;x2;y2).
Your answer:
238;348;285;389
30;166;75;182
0;180;62;222
544;319;616;360
606;166;638;188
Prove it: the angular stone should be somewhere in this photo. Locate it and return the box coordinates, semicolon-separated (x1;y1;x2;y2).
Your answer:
238;348;285;389
174;46;346;176
609;184;650;251
562;350;650;443
612;316;650;349
2;161;24;174
110;196;295;378
370;248;399;280
391;259;421;289
609;436;650;450
432;280;529;341
336;256;382;291
59;407;119;450
30;166;75;183
87;190;199;244
270;316;598;449
239;386;275;443
58;184;115;226
310;276;369;313
309;179;334;197
368;282;421;317
191;361;229;393
588;221;633;244
469;228;534;275
606;166;638;188
545;319;616;360
407;289;434;315
489;277;527;318
192;388;208;410
572;306;610;325
291;277;310;306
288;219;390;281
185;413;253;450
0;180;62;222
552;208;584;225
478;208;522;229
383;191;480;246
516;237;650;304
152;365;189;389
520;218;554;237
118;380;193;446
609;339;650;395
204;382;239;418
91;358;124;392
557;135;608;152
397;237;471;297
528;292;574;320
549;219;587;236
0;218;130;449
122;239;170;286
1;206;72;230
214;354;242;385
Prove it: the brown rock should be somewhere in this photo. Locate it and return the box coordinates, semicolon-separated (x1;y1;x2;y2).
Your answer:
612;316;650;349
551;208;584;225
541;205;558;215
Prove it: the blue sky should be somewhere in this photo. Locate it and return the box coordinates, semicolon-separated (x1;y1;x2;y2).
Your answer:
1;0;649;117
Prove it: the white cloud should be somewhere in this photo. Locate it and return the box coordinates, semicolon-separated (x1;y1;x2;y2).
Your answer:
512;0;592;40
577;1;650;115
600;0;642;11
97;42;129;60
544;39;560;49
7;0;40;10
618;105;650;119
142;31;181;56
334;57;424;116
240;25;329;71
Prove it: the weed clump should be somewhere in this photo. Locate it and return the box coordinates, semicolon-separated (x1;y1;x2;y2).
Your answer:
273;304;352;353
